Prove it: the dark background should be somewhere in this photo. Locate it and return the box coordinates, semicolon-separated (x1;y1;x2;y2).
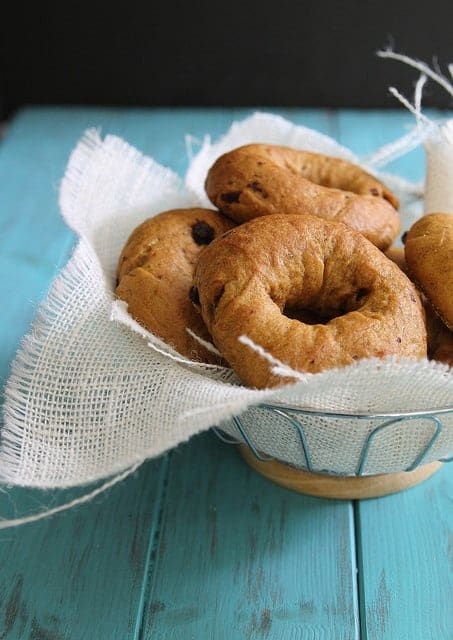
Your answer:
1;0;452;119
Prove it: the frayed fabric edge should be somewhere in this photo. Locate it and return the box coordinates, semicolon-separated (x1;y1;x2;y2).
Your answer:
0;241;102;484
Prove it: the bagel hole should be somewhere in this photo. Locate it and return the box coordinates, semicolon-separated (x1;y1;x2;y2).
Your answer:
283;288;371;324
283;306;329;324
326;287;371;316
352;287;370;307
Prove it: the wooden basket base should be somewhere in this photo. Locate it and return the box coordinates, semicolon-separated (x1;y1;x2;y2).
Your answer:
238;445;442;499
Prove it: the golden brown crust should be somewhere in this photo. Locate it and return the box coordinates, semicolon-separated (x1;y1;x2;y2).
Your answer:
386;244;453;367
193;214;426;388
116;208;234;362
205;144;400;250
405;213;453;330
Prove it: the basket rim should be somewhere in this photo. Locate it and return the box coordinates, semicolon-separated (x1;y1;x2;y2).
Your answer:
259;402;453;419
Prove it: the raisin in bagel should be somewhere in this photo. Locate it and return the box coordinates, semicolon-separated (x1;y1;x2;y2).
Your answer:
205;144;400;250
193;215;426;388
116;208;234;362
405;213;453;330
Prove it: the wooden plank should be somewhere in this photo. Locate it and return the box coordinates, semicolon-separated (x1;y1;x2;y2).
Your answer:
337;108;453;640
356;466;453;640
0;459;168;640
143;433;359;640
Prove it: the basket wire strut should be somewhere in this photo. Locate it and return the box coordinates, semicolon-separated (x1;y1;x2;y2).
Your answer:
213;404;453;476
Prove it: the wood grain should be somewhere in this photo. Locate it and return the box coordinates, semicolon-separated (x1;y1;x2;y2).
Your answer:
356;466;453;640
0;459;168;640
144;433;359;640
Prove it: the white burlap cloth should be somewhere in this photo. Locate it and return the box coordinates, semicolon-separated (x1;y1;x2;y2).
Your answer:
424;119;453;214
2;113;453;488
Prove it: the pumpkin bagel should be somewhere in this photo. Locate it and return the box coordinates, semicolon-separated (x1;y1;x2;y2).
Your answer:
386;245;453;368
116;208;234;362
205;144;400;250
405;212;453;330
193;215;426;388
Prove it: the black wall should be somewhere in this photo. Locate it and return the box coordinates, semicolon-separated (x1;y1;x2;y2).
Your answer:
1;0;452;118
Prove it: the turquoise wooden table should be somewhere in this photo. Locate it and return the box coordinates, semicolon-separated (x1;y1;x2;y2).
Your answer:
1;107;452;640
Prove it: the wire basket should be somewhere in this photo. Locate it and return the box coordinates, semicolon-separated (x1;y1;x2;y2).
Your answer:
214;403;453;498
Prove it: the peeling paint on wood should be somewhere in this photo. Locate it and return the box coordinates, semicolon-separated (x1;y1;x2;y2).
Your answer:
143;432;359;639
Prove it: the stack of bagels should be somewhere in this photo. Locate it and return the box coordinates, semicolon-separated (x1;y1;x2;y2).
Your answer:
116;144;453;389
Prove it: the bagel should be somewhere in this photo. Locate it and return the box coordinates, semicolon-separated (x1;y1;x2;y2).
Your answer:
405;213;453;330
205;144;400;250
386;245;453;367
193;215;426;388
116;208;234;362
